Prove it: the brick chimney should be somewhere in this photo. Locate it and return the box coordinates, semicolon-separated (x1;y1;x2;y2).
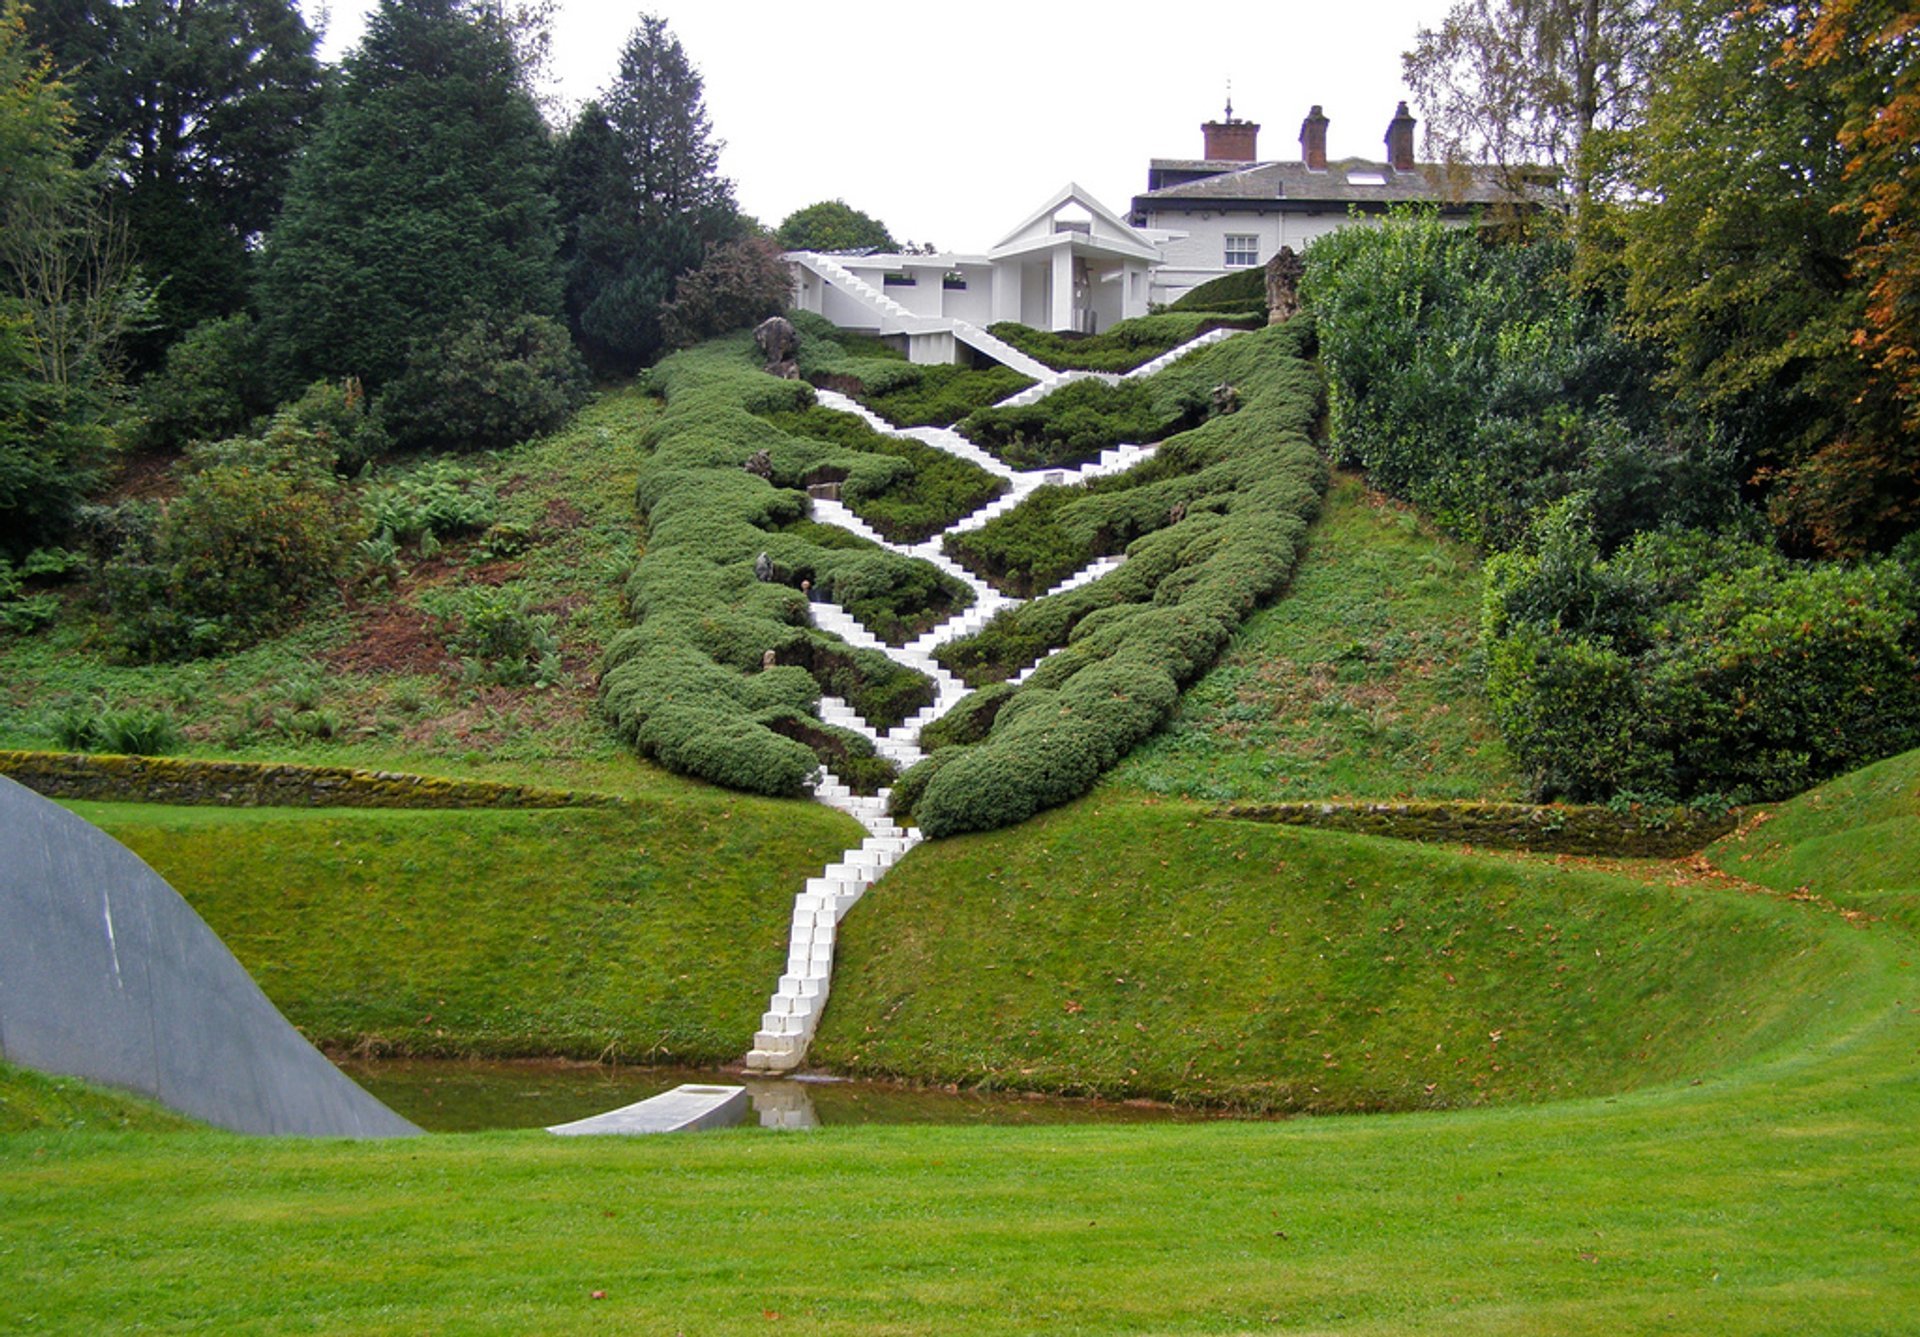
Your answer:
1202;97;1260;162
1299;105;1329;171
1386;101;1416;171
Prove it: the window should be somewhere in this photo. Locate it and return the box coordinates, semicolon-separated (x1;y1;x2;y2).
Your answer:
1224;234;1260;267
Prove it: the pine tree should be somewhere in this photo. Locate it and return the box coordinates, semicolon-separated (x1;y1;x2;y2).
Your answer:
557;14;739;373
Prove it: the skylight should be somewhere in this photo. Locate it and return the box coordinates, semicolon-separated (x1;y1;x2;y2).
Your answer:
1348;172;1388;187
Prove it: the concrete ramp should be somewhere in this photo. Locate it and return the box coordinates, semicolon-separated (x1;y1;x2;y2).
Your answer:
547;1084;750;1136
0;776;417;1138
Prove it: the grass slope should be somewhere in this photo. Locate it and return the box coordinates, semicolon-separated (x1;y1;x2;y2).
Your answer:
0;1062;193;1135
1709;746;1920;904
809;797;1849;1110
0;387;679;795
2;835;1913;1332
1112;471;1519;802
77;795;860;1064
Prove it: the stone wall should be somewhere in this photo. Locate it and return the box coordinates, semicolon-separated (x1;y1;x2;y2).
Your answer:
1215;799;1736;858
0;750;619;811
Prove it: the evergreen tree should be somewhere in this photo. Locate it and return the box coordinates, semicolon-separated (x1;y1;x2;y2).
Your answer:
23;0;325;351
257;0;562;394
557;14;738;373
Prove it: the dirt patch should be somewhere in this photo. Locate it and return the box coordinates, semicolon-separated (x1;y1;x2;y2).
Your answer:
544;497;586;530
325;605;453;676
102;450;182;505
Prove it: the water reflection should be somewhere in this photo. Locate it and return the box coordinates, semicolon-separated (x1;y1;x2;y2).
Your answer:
333;1057;1254;1133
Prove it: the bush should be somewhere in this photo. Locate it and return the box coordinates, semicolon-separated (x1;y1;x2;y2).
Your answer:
985;312;1260;373
424;585;561;687
280;377;390;475
1302;208;1736;551
378;314;588;453
101;422;360;660
762;405;1006;543
961;377;1177;469
52;702;184;755
130;315;273;453
658;236;793;351
904;320;1328;836
1168;268;1268;312
1483;502;1920;802
862;363;1035;428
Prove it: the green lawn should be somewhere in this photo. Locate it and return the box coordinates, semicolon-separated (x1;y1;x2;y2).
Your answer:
1111;471;1519;803
73;795;861;1064
3;768;1916;1333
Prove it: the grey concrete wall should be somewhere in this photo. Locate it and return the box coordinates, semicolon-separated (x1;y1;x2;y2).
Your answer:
0;776;417;1137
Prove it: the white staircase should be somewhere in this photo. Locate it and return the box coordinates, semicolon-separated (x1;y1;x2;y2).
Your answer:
741;324;1244;1074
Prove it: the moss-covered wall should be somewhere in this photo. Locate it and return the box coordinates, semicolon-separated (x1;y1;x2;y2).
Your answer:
1215;799;1737;858
0;751;618;811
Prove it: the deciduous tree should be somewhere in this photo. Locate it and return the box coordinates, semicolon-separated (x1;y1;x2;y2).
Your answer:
776;200;897;254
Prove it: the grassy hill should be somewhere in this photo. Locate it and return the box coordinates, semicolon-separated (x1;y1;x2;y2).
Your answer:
75;794;860;1066
1110;471;1518;802
3;751;1915;1332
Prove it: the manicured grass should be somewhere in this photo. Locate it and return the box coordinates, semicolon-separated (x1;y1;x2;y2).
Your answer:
0;1062;193;1135
4;758;1917;1332
1708;745;1920;902
811;797;1851;1109
0;386;665;785
1;868;1912;1333
1111;471;1519;803
73;796;862;1064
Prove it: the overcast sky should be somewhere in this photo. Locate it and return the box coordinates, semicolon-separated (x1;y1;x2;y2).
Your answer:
303;0;1458;249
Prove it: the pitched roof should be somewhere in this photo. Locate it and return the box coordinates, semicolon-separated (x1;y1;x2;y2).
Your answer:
1134;157;1548;211
989;182;1161;262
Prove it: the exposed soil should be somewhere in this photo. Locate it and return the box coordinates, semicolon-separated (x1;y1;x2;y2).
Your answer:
324;604;453;676
102;450;182;505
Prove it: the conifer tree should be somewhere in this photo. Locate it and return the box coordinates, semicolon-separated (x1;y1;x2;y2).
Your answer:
557;14;739;372
258;0;562;393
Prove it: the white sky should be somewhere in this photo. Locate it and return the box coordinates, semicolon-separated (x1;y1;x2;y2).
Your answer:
303;0;1458;250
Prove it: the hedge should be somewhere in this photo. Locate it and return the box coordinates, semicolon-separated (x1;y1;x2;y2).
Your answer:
788;311;1034;428
901;319;1328;837
600;333;979;795
1168;268;1267;312
762;405;1006;543
985;311;1262;373
0;750;618;810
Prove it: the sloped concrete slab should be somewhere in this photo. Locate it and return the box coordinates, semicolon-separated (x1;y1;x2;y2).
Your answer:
0;776;417;1137
547;1083;750;1135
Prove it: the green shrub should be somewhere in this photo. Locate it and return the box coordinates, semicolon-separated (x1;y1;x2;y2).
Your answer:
378;314;589;453
903;320;1328;836
985;312;1260;373
102;422;360;660
424;585;561;688
131;315;273;453
601;334;953;792
1483;502;1920;802
1168;268;1268;311
52;703;184;755
863;363;1035;428
762;405;1006;543
961;377;1177;470
658;237;792;350
280;377;390;475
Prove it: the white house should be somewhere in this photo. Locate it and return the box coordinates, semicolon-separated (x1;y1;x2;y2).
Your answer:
786;184;1159;370
1131;102;1542;305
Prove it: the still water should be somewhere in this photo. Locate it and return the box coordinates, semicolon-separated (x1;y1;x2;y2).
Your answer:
334;1058;1261;1132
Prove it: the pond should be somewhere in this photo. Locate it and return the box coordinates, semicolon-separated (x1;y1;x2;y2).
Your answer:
332;1058;1267;1133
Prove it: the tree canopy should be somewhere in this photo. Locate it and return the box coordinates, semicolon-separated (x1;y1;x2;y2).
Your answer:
775;199;897;254
256;0;562;394
557;14;740;373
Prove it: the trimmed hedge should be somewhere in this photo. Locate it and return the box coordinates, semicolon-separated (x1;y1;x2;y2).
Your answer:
763;405;1007;543
789;312;1035;428
1168;268;1267;313
601;334;975;795
0;750;618;810
985;311;1262;373
1215;798;1737;858
960;378;1178;470
901;320;1328;837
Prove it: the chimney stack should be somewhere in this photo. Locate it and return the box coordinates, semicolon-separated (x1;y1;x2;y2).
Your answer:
1299;105;1329;171
1202;97;1260;163
1386;101;1416;171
